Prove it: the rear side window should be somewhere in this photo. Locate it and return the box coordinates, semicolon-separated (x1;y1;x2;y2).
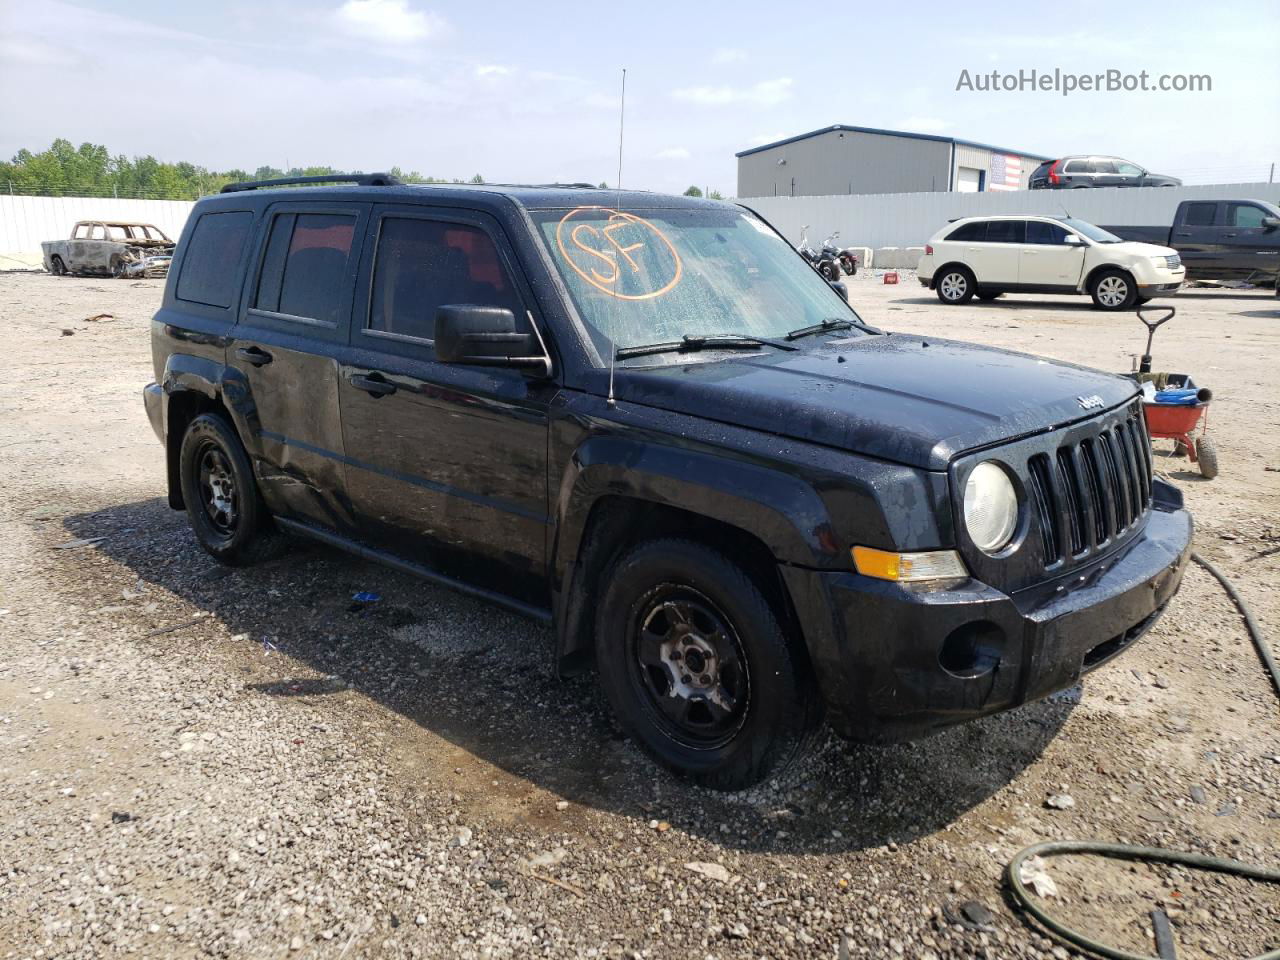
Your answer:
176;211;254;308
367;218;522;342
1026;221;1069;244
1091;160;1118;174
1184;202;1217;226
946;221;987;242
1063;160;1091;173
985;220;1025;243
254;212;356;325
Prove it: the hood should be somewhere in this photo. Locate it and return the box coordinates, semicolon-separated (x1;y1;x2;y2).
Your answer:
614;334;1139;470
1112;240;1178;257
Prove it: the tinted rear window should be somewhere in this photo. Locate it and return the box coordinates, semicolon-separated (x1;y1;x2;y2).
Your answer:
985;220;1025;243
946;221;987;242
254;212;357;325
1184;202;1217;226
176;211;253;308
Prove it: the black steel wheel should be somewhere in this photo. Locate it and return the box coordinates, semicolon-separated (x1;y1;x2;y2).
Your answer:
626;586;750;750
178;412;267;564
50;255;67;276
595;538;822;790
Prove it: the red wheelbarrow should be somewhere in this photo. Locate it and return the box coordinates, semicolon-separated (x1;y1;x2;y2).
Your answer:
1132;306;1218;479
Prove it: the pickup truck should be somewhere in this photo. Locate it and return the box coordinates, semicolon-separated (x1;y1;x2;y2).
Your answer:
1105;199;1280;284
42;221;176;278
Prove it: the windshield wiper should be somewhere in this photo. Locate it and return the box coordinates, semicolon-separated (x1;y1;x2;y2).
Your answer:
785;317;880;340
615;333;798;361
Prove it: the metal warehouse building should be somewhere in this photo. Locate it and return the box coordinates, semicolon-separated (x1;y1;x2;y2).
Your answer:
736;124;1051;198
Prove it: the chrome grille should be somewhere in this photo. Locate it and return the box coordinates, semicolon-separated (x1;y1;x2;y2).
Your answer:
1027;406;1152;566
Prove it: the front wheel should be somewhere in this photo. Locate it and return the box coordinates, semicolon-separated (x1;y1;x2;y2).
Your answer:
1089;269;1137;311
819;259;840;281
1196;437;1219;479
178;413;268;564
595;539;821;790
937;267;976;304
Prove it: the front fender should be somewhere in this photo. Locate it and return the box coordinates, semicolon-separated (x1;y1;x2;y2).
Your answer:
552;433;839;584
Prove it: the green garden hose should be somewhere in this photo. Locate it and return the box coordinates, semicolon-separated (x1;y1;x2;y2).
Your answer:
1005;553;1280;960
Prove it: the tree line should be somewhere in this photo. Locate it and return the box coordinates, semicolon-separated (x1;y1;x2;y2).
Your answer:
0;139;485;200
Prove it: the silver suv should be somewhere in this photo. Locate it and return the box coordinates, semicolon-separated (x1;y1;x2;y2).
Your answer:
1029;156;1182;190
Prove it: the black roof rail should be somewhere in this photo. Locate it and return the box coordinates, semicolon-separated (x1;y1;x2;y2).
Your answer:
219;172;402;193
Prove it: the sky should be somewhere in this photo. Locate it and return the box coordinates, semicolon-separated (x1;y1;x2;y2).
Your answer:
1;0;1277;195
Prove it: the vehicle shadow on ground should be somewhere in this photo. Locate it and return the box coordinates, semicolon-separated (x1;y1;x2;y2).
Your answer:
888;296;1098;312
61;498;1073;855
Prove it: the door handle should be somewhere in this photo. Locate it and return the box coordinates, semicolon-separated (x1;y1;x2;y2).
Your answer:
235;346;273;367
1223;232;1237;238
349;373;397;397
1175;232;1191;237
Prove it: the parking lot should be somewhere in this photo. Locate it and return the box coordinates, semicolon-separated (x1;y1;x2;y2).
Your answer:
1;271;1277;959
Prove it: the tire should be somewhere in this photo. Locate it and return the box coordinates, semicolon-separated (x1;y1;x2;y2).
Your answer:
1089;269;1137;311
178;413;267;564
820;259;840;281
976;290;1003;301
1196;437;1219;479
594;538;822;790
111;258;128;279
50;256;67;276
936;267;976;304
840;255;857;277
1172;439;1189;458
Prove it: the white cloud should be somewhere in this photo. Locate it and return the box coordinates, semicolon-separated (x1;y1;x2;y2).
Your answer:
711;47;747;65
672;77;792;107
655;147;690;160
475;64;511;77
334;0;444;44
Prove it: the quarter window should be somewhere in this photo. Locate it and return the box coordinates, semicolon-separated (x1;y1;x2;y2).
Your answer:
946;221;987;242
1184;203;1217;226
367;218;522;342
1063;160;1091;173
1026;221;1069;245
176;211;254;309
254;212;356;325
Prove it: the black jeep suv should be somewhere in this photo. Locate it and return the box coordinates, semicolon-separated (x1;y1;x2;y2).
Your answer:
144;174;1192;789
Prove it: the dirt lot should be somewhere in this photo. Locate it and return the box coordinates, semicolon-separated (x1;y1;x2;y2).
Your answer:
1;270;1277;960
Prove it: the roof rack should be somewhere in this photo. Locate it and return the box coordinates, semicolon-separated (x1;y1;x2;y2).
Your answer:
219;172;402;193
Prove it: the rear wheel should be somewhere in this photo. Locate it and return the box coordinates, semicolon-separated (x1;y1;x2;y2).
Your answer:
595;538;821;790
1089;269;1137;311
50;255;67;276
937;267;976;304
178;413;268;564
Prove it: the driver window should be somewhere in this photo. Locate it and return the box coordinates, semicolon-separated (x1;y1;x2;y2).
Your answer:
89;224;106;240
1228;204;1266;229
367;218;523;342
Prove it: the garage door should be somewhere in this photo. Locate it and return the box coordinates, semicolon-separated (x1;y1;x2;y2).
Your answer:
956;167;983;192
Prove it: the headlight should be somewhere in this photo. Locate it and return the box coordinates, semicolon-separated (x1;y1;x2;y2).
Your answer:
964;461;1018;553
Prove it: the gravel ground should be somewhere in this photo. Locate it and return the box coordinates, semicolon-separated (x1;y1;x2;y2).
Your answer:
0;271;1277;960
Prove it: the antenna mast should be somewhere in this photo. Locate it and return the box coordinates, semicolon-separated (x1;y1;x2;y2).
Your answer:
607;67;626;408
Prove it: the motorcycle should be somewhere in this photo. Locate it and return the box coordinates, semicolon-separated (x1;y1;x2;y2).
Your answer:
797;225;842;282
824;231;859;278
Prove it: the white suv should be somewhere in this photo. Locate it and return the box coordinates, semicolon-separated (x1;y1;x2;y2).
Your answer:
917;216;1184;311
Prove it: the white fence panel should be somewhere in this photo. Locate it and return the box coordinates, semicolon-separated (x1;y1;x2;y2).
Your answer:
0;195;196;269
743;183;1280;254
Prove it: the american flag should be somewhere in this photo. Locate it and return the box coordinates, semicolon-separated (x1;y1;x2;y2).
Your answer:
987;153;1023;191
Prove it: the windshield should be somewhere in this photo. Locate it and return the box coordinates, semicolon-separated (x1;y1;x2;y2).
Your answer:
1061;218;1123;244
530;205;864;362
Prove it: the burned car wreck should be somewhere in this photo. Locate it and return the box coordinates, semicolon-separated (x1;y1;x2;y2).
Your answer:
43;220;175;278
143;175;1193;789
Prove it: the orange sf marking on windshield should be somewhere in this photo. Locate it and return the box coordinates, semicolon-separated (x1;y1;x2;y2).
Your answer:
555;206;683;301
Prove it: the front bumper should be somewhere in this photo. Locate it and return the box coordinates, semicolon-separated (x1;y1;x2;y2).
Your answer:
1138;281;1182;296
782;501;1192;742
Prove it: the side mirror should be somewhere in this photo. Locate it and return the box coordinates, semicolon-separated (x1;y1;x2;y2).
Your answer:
1063;234;1084;245
1262;216;1280;230
435;305;549;373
